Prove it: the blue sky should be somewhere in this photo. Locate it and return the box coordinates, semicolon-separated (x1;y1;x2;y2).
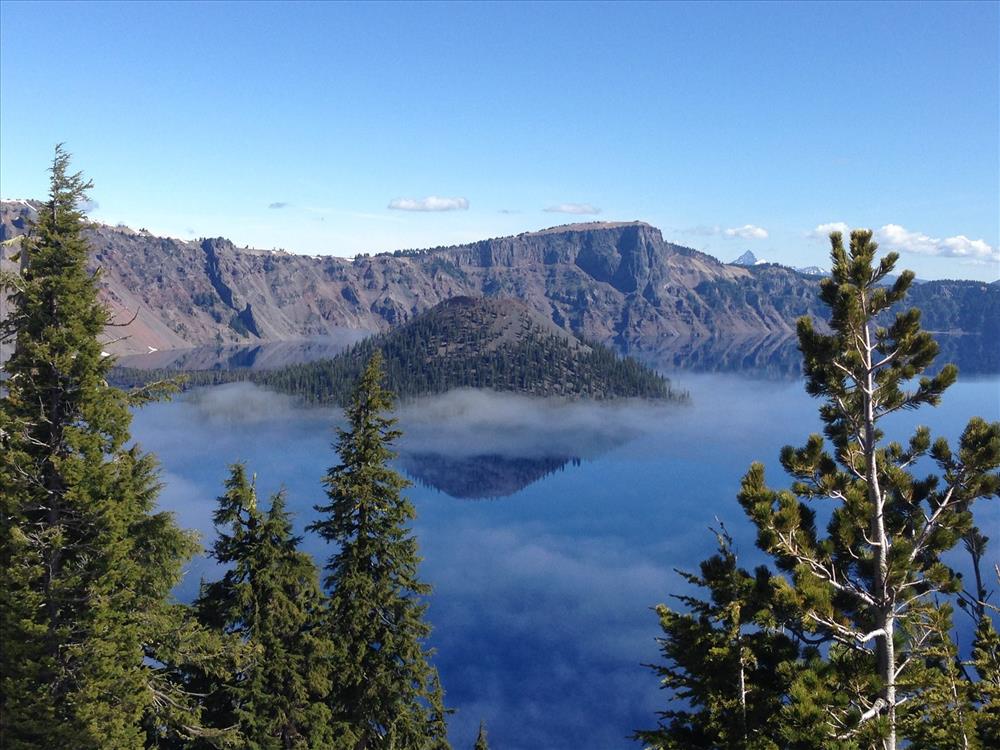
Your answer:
1;0;997;280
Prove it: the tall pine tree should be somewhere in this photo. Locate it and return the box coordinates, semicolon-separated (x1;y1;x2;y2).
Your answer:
0;147;218;747
193;464;334;749
736;230;1000;748
309;352;450;749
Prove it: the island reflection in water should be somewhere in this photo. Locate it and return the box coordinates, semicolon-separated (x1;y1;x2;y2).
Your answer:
394;387;668;498
118;331;997;500
400;453;581;499
130;374;1000;750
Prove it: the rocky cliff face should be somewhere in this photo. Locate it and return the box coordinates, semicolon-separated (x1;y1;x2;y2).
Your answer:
2;202;995;356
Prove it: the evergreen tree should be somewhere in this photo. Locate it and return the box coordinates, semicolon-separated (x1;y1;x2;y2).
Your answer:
473;721;490;750
899;601;977;749
192;464;334;749
309;352;450;749
735;230;1000;748
970;612;1000;746
959;528;1000;746
0;147;220;746
636;527;800;749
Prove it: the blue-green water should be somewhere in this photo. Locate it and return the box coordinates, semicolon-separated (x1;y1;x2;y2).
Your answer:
130;373;1000;750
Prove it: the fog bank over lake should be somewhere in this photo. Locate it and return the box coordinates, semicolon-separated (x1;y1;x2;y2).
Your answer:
131;374;1000;750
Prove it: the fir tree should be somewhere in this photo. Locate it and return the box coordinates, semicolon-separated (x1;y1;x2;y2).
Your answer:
636;527;800;750
899;601;977;749
0;147;220;746
473;721;490;750
309;351;450;749
736;230;1000;748
959;528;1000;746
192;464;334;749
970;612;1000;746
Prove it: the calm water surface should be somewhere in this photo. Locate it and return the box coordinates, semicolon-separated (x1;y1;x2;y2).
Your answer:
130;373;1000;750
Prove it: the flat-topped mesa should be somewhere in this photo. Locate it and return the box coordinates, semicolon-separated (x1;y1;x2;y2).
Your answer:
522;220;657;236
447;221;668;278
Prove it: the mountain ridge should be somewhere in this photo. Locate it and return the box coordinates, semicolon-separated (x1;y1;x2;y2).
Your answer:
2;201;996;357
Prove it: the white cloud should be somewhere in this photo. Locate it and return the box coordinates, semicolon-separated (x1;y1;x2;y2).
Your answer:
876;224;998;262
387;196;469;212
723;224;768;240
809;221;850;239
544;203;601;215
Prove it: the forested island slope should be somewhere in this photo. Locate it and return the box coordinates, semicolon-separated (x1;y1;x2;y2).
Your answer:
114;297;683;404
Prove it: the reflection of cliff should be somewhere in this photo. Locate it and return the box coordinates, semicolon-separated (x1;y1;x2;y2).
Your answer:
634;332;998;380
399;452;582;500
115;332;369;371
635;334;803;378
933;334;1000;376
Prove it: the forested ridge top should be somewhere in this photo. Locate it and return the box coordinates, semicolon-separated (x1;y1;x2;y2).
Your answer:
4;199;994;359
112;296;683;403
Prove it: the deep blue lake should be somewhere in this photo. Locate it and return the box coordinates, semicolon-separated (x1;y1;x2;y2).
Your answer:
130;372;1000;750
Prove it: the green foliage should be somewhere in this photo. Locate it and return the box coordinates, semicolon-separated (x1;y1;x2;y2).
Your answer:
636;528;800;749
0;147;224;747
899;602;978;749
642;230;999;750
111;299;684;405
970;613;1000;745
191;464;334;749
308;352;450;748
958;528;1000;746
473;721;490;750
734;230;1000;747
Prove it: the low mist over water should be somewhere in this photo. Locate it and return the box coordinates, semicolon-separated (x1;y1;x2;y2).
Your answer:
131;374;1000;750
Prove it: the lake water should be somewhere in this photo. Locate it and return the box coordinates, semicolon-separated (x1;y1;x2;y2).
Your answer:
130;371;1000;750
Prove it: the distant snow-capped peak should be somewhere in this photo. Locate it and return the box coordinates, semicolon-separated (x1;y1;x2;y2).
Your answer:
730;250;827;276
731;250;767;266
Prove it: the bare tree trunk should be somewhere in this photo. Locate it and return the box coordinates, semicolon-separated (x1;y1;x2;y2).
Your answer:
863;321;895;750
737;641;748;745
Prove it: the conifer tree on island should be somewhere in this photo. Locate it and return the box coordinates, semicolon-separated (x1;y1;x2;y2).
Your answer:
0;147;228;747
309;351;450;749
193;463;334;749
